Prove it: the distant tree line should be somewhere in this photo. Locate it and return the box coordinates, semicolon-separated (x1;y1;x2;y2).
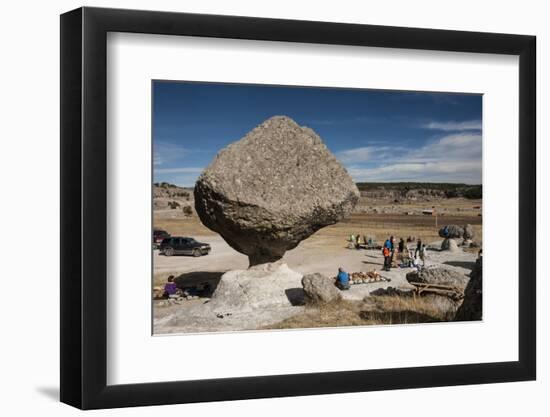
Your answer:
355;182;482;199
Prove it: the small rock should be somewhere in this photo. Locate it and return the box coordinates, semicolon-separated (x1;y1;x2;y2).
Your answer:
301;273;342;304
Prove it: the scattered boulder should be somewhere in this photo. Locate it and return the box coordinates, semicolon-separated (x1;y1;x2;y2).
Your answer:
439;224;464;239
406;266;470;291
194;116;360;266
301;273;342;304
463;224;474;240
441;238;460;252
455;257;482;321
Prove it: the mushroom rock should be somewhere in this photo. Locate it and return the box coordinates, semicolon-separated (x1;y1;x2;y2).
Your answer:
194;115;360;266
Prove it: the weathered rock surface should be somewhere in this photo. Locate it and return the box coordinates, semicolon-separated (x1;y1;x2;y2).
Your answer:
439;224;464;239
455;257;483;321
301;273;341;304
463;224;474;240
406;266;470;291
441;238;460;252
209;262;303;311
439;224;475;240
194;115;360;266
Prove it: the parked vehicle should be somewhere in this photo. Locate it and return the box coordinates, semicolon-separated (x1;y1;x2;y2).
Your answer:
160;236;211;257
153;229;170;249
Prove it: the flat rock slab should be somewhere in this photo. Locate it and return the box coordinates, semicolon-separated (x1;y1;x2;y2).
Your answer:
406;265;470;291
155;305;303;334
154;263;305;334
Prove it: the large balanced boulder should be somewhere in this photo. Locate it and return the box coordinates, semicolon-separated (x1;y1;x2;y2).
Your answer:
194;115;360;266
455;257;482;321
302;273;342;304
406;266;470;291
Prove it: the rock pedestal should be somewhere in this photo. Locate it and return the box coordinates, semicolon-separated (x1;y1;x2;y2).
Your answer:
210;263;303;311
441;238;460;252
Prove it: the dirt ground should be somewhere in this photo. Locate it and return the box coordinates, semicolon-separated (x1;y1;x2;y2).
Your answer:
153;197;481;334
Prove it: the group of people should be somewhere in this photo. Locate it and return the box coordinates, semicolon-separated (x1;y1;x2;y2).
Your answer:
382;235;426;271
348;233;374;250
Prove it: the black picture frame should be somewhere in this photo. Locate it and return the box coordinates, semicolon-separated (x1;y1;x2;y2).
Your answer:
60;6;536;410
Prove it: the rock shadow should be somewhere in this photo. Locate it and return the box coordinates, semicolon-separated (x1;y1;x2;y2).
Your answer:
362;260;383;266
285;288;306;306
174;271;224;297
443;261;476;270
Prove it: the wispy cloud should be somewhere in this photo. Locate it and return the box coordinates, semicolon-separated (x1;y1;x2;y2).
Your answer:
336;146;401;164
422;120;482;132
153;141;189;166
348;161;482;184
338;132;482;184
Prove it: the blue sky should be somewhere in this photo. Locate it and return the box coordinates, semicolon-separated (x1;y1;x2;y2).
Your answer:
153;81;482;186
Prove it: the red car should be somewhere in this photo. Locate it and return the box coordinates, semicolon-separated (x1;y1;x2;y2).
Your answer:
153;229;170;248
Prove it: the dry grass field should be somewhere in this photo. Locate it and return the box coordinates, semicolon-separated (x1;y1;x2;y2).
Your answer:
266;294;457;330
154;197;482;250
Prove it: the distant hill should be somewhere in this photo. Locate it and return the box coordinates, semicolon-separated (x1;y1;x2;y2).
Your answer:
355;182;482;199
153;182;195;215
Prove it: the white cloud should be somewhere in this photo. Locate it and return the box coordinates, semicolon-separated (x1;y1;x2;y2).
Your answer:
339;132;482;184
349;161;482;183
423;120;482;131
409;133;482;162
153;141;188;166
336;145;399;164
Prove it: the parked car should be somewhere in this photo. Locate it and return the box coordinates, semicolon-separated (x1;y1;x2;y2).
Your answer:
160;236;211;257
153;229;170;248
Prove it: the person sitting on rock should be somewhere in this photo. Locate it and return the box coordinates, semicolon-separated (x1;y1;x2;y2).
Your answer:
335;267;350;290
163;275;179;299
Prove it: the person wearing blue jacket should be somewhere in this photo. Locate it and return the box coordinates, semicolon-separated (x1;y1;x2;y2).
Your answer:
336;267;350;290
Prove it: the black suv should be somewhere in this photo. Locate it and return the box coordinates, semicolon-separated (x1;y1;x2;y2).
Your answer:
159;237;211;257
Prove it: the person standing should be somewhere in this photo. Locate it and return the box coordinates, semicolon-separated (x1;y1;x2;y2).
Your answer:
389;236;396;267
415;239;423;258
419;243;427;267
382;246;391;271
383;237;392;271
